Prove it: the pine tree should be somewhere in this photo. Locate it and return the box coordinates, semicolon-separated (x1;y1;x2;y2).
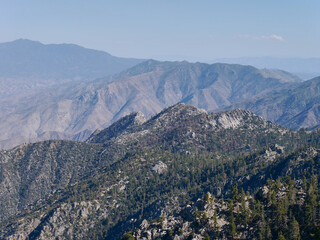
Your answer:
277;232;286;240
265;224;272;240
204;233;210;240
289;217;301;240
232;183;239;202
230;213;237;238
240;188;248;227
258;207;266;240
213;210;218;230
122;232;135;240
304;182;317;228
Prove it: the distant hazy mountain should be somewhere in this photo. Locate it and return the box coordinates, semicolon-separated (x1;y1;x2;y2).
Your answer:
0;60;300;149
0;39;144;97
229;76;320;130
212;56;320;80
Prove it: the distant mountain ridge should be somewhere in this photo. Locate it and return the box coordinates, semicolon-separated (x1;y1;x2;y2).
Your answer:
229;76;320;129
0;39;143;79
0;39;144;97
212;56;320;80
0;60;301;149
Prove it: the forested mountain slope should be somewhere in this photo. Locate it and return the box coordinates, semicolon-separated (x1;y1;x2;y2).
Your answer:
1;104;320;239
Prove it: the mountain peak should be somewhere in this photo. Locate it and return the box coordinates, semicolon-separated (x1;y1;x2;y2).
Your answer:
87;104;266;148
12;38;41;44
147;103;207;126
163;102;207;115
0;39;43;48
0;38;144;83
86;111;146;143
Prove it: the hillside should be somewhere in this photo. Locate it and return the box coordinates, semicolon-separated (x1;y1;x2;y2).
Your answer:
130;171;320;239
231;76;320;130
0;39;143;98
0;104;319;239
0;60;300;150
130;145;320;240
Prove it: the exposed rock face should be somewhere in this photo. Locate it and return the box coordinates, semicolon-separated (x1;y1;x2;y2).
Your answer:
210;109;257;129
152;161;168;174
132;195;230;240
0;60;300;149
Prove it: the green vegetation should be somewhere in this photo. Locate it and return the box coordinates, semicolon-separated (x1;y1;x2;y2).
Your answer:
2;104;320;239
127;174;320;239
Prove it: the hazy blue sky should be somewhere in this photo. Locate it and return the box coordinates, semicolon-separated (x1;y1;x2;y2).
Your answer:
1;0;319;61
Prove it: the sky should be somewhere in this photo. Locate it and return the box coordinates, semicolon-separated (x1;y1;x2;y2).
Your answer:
0;0;319;61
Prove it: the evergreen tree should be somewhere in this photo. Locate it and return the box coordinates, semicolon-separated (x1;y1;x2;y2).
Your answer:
289;217;301;240
122;232;134;240
265;224;272;240
213;210;218;229
230;213;237;238
204;233;210;240
277;232;286;240
304;182;317;228
240;188;248;227
258;207;266;240
231;183;238;202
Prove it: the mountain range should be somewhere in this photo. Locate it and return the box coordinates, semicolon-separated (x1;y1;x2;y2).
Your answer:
0;39;143;98
212;56;320;80
1;39;320;239
230;76;320;129
0;103;320;239
0;59;302;150
2;40;320;151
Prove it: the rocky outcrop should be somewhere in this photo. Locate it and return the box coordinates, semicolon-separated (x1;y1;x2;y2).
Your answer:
131;193;232;240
